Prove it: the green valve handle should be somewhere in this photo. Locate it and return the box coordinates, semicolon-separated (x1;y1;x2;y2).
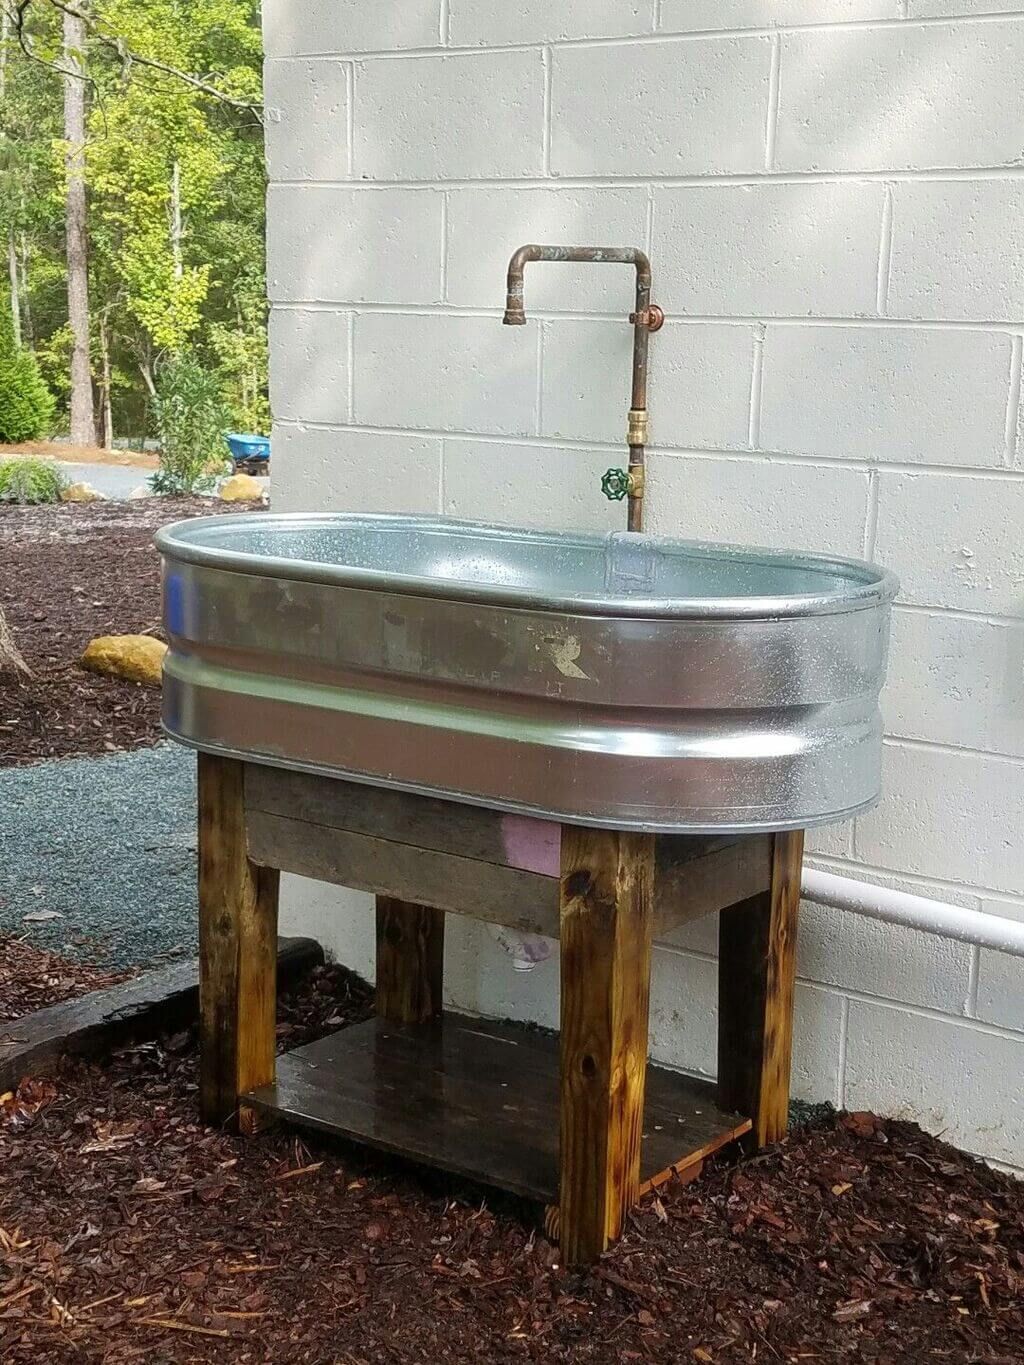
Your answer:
601;467;631;501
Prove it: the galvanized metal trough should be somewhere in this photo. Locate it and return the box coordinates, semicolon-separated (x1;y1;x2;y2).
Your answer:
156;512;897;834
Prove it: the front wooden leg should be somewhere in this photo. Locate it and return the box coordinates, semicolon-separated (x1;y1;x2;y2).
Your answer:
198;754;280;1130
558;826;655;1265
717;830;804;1147
375;898;445;1024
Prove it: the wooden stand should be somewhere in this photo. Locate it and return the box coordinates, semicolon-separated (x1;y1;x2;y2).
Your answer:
197;753;804;1264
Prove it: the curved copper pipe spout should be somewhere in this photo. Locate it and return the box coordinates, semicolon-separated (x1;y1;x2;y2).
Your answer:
501;244;664;532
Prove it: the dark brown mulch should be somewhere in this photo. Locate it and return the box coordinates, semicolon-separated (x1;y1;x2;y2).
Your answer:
0;937;132;1023
0;498;241;768
1;963;1022;1363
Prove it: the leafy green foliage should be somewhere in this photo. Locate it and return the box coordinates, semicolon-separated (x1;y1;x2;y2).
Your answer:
1;0;267;444
0;306;55;442
0;456;67;504
151;349;229;494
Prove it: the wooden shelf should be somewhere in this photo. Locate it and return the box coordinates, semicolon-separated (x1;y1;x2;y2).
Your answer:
245;1013;751;1205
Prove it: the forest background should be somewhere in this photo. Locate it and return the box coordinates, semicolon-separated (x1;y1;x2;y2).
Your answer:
0;0;266;451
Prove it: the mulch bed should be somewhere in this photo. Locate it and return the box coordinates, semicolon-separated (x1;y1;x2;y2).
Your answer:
0;937;131;1022
0;498;243;767
2;963;1022;1363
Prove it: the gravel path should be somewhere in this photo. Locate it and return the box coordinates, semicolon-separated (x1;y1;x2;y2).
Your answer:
0;743;198;970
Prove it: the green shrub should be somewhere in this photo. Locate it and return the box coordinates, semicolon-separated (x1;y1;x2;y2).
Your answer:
0;305;55;444
151;350;230;495
0;457;68;504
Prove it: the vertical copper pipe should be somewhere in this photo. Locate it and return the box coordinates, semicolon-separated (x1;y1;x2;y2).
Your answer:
503;245;663;534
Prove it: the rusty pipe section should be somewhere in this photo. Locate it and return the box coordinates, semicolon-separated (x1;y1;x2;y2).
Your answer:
502;244;663;532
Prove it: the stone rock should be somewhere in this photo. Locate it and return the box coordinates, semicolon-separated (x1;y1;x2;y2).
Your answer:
219;473;265;502
80;634;168;687
62;482;105;503
127;483;153;500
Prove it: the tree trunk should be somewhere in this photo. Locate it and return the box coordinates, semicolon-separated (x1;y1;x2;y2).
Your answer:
64;6;95;444
7;229;19;347
18;229;32;344
98;311;113;449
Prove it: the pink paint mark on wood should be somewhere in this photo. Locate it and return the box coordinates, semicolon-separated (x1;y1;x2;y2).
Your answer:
500;815;561;878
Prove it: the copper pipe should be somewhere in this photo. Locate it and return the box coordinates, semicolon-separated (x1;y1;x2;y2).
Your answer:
502;244;663;532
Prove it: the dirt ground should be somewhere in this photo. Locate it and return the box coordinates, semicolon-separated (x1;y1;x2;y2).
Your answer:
1;959;1022;1364
0;499;232;766
0;442;158;470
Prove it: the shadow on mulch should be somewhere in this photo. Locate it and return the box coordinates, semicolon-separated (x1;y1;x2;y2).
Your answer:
2;961;1022;1364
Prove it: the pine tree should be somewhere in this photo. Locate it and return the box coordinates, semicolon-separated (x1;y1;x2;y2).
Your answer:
0;303;55;443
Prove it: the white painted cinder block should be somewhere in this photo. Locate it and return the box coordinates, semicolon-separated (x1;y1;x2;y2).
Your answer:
264;59;350;182
270;426;443;516
448;0;653;46
976;947;1024;1032
551;39;771;178
798;896;974;1013
266;4;1024;1169
652;183;885;317
884;608;1024;757
266;188;444;304
759;326;1013;467
541;320;753;450
268;309;350;423
646;454;870;558
873;471;1024;615
650;950;844;1103
353;312;539;435
887;181;1024;322
856;742;1024;895
262;0;442;58
445;187;648;313
844;999;1024;1166
776;23;1024;173
443;439;623;533
909;0;1020;14
352;51;546;181
660;0;899;29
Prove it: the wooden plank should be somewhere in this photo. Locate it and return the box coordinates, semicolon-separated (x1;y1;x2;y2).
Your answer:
245;763;752;910
247;809;768;939
375;898;445;1024
717;829;804;1148
198;753;281;1131
558;826;656;1265
246;763;564;873
248;810;559;936
0;938;322;1094
655;834;772;935
243;1014;750;1207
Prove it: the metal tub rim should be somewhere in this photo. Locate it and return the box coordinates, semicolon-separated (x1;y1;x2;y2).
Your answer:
154;512;899;622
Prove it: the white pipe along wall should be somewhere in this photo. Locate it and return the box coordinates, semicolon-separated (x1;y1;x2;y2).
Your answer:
803;871;1024;961
264;0;1024;1171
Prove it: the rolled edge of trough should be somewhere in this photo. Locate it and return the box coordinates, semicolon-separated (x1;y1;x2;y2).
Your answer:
0;936;324;1093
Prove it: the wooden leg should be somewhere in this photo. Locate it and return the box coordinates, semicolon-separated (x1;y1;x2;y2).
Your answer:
375;898;445;1024
198;753;280;1131
558;826;656;1265
717;829;804;1147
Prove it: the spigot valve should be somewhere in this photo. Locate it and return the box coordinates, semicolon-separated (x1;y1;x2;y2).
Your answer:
601;468;632;502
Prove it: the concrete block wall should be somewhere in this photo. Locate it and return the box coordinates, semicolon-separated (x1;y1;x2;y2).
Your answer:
263;3;1024;1169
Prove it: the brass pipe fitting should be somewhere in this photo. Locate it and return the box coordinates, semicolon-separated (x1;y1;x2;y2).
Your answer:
501;244;662;533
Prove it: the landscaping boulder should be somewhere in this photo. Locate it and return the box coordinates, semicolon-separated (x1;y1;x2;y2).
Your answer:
80;634;167;687
62;481;105;503
219;472;264;502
